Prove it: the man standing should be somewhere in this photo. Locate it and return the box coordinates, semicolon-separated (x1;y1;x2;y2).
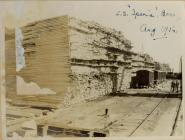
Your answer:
171;80;175;92
176;80;179;93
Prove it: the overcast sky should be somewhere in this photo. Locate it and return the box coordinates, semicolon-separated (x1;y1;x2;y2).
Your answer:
4;1;185;72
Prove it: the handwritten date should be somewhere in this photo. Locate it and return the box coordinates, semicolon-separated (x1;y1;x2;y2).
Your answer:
139;24;177;40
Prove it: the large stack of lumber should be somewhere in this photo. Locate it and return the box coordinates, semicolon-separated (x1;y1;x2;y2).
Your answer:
6;16;71;108
5;28;17;99
65;17;133;105
131;53;155;73
6;15;134;107
19;15;71;95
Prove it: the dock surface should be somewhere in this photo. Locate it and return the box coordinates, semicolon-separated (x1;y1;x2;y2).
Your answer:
7;81;183;137
37;95;182;137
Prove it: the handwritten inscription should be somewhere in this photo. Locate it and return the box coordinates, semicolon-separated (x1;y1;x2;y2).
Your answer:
139;24;177;40
116;5;176;19
115;4;177;40
116;9;175;19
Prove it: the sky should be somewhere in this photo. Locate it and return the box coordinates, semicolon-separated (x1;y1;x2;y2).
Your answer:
4;1;185;72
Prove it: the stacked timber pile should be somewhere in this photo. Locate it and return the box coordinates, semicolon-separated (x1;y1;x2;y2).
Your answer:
131;53;146;73
6;16;71;108
131;52;155;73
143;53;155;69
19;15;71;95
6;15;134;107
5;28;17;99
64;17;133;105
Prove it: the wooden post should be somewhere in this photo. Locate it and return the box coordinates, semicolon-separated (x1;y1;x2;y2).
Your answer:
37;125;48;137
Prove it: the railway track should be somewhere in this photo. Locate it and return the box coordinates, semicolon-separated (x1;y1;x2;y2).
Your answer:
129;94;168;136
128;91;182;136
170;100;182;136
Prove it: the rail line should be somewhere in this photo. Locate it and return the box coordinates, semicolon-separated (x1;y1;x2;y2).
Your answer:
170;99;182;136
129;92;182;136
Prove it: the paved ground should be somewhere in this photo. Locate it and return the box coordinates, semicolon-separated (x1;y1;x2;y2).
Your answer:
38;95;182;137
7;80;183;137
